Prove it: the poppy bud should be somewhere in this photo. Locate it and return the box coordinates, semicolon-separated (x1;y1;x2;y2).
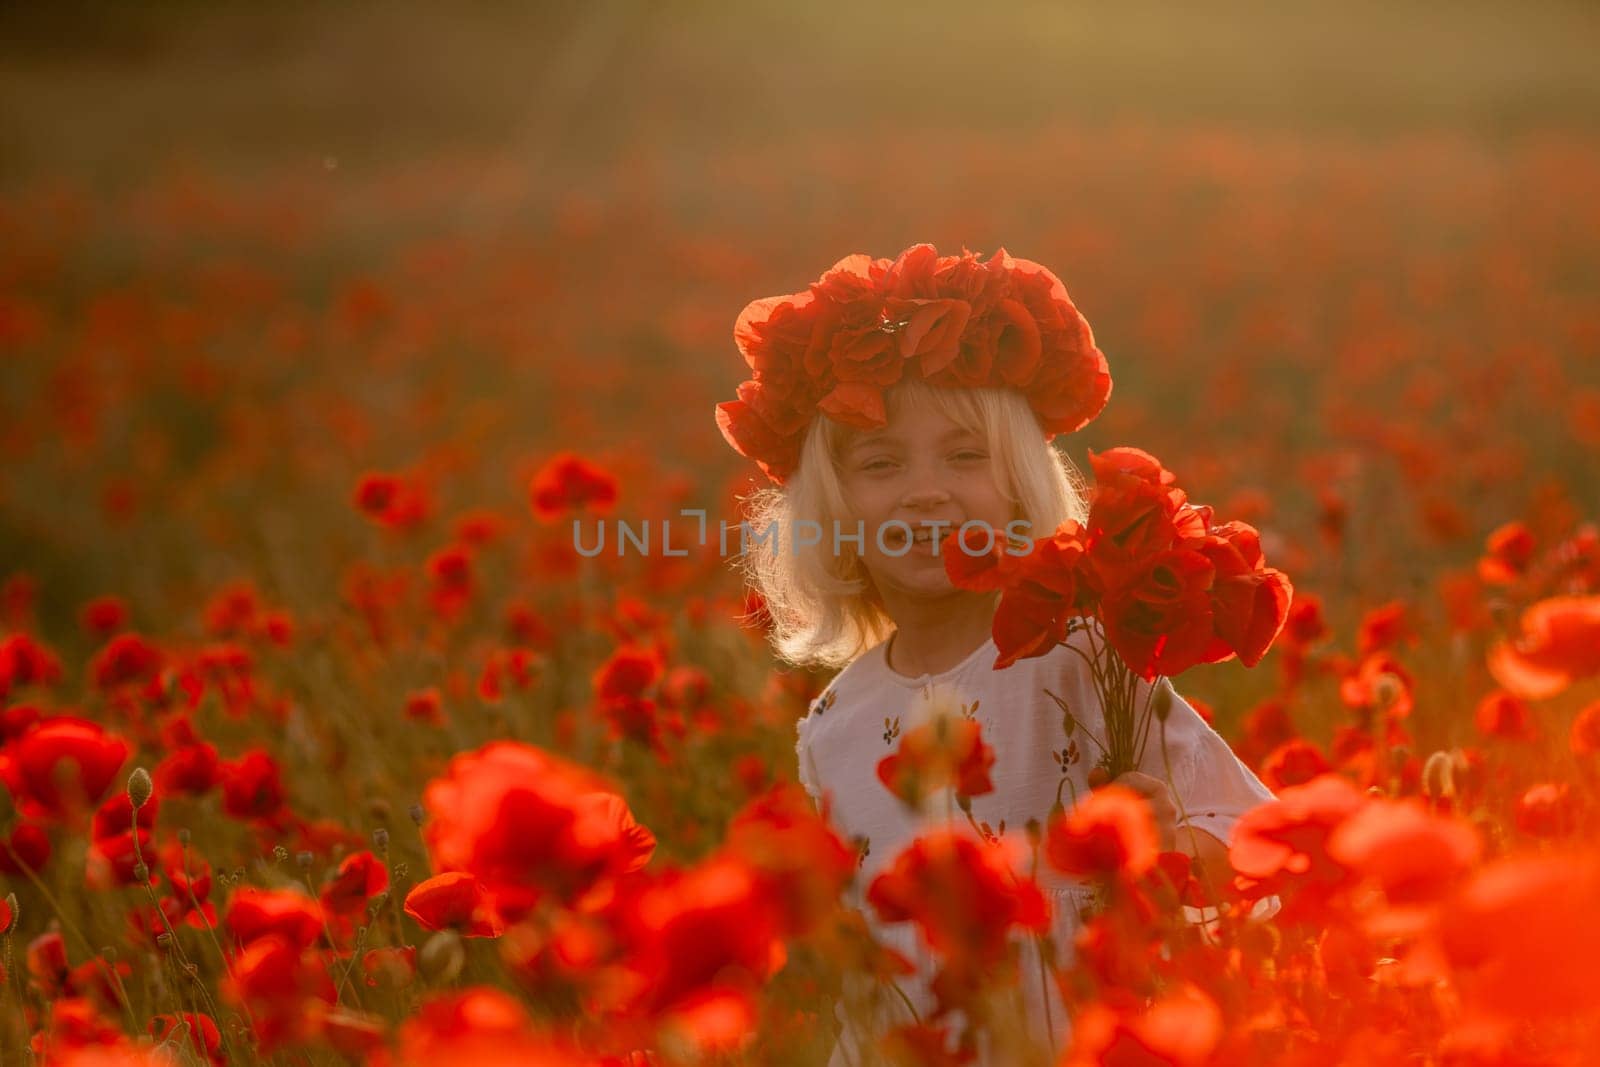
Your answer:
2;893;16;933
177;828;190;846
372;828;389;854
296;851;313;870
409;804;426;827
1421;749;1457;802
1372;673;1403;713
127;767;153;811
418;930;464;984
1152;679;1176;723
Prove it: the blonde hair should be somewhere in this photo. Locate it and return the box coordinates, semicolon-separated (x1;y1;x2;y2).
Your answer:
738;378;1091;669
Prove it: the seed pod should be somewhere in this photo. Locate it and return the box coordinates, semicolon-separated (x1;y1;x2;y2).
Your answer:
127;768;153;811
418;931;465;984
1422;750;1457;801
1152;679;1176;723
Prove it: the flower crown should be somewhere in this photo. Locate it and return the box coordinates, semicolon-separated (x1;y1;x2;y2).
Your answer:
715;242;1113;484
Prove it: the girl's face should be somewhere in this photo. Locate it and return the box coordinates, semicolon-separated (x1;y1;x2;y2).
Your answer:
837;397;1014;605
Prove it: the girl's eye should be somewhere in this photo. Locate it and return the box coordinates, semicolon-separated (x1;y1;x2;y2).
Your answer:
859;458;897;473
952;450;987;462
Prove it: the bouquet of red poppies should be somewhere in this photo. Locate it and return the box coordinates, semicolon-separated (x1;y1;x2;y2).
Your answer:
947;447;1294;780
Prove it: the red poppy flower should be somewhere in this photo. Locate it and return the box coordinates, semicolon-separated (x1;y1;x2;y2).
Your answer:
876;698;996;812
380;988;594;1067
149;1012;222;1065
155;742;221;796
1045;784;1161;881
1063;984;1222;1067
1477;520;1535;584
722;782;854;939
1488;595;1600;699
1437;850;1600;1023
601;853;786;1028
867;830;1049;969
528;453;619;523
220;934;335;1054
1473;690;1538;742
403;872;505;938
1;716;130;822
1259;738;1332;790
321;850;388;915
1512;782;1580;839
1229;773;1366;908
1325;796;1480;906
0;633;64;698
79;596;129;639
1356;600;1415;656
421;741;655;920
0;821;51;875
219;749;286;821
592;645;663;701
225;888;326;950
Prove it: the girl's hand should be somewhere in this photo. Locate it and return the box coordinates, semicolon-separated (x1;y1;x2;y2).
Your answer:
1088;767;1178;852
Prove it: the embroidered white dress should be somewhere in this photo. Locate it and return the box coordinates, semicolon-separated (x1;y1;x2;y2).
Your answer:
794;621;1277;1066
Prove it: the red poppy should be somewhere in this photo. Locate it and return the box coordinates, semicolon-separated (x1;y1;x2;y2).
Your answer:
1063;984;1222;1067
1325;796;1480;906
1512;782;1580;839
220;934;335;1054
1099;548;1228;680
876;708;996;811
79;596;129;640
0;633;64;698
592;645;663;702
867;830;1049;970
225;887;326;950
1229;774;1366;909
219;749;286;821
1487;595;1600;699
1259;738;1332;790
377;988;595;1067
1437;850;1600;1023
528;453;619;523
403;872;505;938
0;716;130;822
0;821;51;874
89;632;166;691
155;742;221;796
600;853;785;1031
1477;520;1535;584
321;850;389;915
1473;690;1538;742
421;741;655;920
1045;784;1161;881
1356;600;1414;656
722;782;854;938
148;1011;223;1065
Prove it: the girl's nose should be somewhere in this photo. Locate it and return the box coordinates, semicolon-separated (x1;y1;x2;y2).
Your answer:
900;486;952;509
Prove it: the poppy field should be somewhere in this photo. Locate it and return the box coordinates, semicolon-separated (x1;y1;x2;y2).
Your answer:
3;4;1600;1064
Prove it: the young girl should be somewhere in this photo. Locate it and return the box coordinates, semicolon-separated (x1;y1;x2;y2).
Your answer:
717;245;1276;1065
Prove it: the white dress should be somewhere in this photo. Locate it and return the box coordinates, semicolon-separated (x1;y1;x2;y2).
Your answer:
794;620;1277;1066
